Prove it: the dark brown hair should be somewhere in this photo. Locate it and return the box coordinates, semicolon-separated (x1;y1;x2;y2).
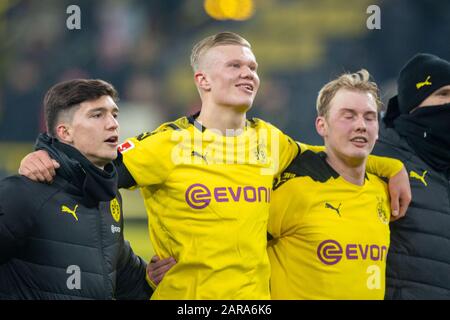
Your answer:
44;79;118;136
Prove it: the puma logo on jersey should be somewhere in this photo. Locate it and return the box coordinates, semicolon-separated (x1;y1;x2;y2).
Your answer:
191;150;208;164
416;76;432;89
325;202;342;217
410;170;428;186
61;204;79;221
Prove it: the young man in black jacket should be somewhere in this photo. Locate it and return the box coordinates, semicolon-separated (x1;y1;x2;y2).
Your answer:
374;53;450;299
0;79;152;299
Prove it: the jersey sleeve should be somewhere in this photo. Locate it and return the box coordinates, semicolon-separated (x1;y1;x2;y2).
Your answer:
267;125;299;176
365;155;404;178
119;129;177;188
298;143;324;154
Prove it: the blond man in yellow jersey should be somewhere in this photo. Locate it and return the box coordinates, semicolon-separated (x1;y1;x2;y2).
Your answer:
19;34;410;300
268;70;393;299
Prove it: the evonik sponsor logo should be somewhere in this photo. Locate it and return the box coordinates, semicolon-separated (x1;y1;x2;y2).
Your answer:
185;183;271;209
317;239;388;266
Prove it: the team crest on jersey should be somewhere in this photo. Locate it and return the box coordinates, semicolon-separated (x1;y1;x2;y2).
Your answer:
110;198;121;222
117;140;135;153
254;143;267;163
376;197;389;224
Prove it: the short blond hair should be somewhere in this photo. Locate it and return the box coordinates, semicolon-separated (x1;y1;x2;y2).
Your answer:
190;32;252;71
316;69;382;117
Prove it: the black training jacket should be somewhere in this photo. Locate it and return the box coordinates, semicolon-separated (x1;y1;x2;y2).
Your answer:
374;126;450;299
0;134;152;299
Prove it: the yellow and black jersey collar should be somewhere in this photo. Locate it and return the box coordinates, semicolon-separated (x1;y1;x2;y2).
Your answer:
273;150;369;190
187;111;254;133
187;111;206;132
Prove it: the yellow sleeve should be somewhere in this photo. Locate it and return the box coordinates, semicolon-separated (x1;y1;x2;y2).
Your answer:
298;143;403;178
278;133;299;175
365;155;404;178
265;123;299;176
120;129;177;188
297;142;324;154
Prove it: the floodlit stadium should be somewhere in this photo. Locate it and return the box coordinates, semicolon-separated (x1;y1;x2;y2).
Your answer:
0;0;449;304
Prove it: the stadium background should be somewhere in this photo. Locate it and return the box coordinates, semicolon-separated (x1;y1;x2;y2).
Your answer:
0;0;449;261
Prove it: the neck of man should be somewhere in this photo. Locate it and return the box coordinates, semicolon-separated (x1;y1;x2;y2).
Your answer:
324;147;366;186
197;103;247;135
84;155;106;170
60;138;106;170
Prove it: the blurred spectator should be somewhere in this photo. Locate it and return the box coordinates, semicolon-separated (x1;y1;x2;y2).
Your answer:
1;0;449;147
252;78;290;130
0;60;43;141
119;72;166;139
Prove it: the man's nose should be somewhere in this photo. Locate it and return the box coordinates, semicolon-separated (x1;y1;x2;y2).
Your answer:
106;115;119;130
240;66;254;80
355;116;367;131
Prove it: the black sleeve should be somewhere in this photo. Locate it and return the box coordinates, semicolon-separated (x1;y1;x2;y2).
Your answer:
0;176;35;264
114;154;137;189
115;239;153;300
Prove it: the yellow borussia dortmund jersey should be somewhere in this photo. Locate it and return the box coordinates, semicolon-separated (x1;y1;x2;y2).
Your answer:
268;151;390;300
120;115;299;299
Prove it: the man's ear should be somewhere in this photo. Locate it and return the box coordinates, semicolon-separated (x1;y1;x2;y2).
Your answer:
194;71;211;92
315;116;327;138
55;124;73;143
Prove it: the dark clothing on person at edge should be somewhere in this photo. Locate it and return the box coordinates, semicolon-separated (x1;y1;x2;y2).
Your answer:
375;53;450;299
0;133;152;299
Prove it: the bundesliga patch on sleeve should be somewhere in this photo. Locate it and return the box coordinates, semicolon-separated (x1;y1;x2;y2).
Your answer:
117;140;135;153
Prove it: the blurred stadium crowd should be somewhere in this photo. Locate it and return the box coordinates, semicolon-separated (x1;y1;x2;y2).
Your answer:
0;0;449;178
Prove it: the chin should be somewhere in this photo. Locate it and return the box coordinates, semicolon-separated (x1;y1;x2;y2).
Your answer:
349;152;369;162
238;101;253;112
97;153;118;163
106;153;118;162
228;97;253;108
339;148;364;162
